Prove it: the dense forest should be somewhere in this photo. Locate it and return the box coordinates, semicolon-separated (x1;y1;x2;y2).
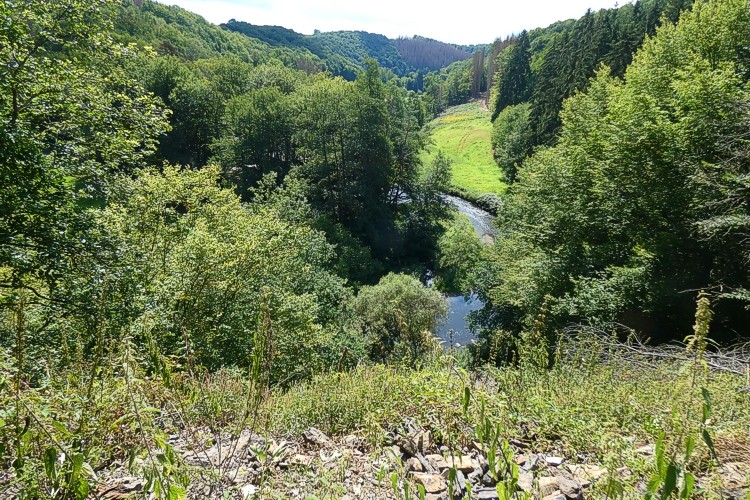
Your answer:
2;0;750;498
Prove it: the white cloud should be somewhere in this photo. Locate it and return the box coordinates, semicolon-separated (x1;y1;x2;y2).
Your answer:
163;0;630;45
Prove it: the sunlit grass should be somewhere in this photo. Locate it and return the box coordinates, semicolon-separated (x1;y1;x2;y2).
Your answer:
421;102;506;197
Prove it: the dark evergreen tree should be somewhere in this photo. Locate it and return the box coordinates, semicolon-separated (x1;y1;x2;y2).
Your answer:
490;31;531;121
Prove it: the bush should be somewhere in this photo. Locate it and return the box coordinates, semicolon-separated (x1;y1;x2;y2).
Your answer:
353;273;447;364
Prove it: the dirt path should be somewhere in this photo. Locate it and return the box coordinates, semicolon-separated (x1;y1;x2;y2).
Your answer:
474;91;489;111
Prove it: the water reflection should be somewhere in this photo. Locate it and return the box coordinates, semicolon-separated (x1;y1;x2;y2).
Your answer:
436;293;482;346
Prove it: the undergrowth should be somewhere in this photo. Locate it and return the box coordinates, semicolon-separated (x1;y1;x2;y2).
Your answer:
1;296;749;498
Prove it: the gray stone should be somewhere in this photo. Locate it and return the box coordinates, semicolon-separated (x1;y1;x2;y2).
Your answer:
446;454;476;473
414;430;433;453
475;487;500;499
569;464;607;484
398;436;419;457
455;470;467;493
240;484;258;498
542;492;566;500
481;472;496;486
410;472;448;494
98;477;145;499
545;456;564;467
518;471;534;492
522;454;540;471
416;452;436;473
558;477;582;499
303;427;333;447
635;444;655;456
406;457;424;473
467;467;483;484
343;434;363;448
424;494;449;500
289;454;312;468
425;453;449;471
539;476;559;496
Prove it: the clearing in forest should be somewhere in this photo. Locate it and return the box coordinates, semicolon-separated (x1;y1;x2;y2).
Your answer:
421;101;506;197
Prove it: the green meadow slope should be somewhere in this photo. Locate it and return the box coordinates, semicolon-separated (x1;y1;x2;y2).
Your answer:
420;101;506;199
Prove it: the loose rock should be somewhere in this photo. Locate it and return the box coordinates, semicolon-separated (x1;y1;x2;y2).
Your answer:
241;484;258;498
518;471;534;492
558;477;582;499
410;472;448;494
539;476;559;496
475;487;500;499
303;427;333;447
542;492;566;500
406;457;424;473
425;453;449;470
447;454;476;473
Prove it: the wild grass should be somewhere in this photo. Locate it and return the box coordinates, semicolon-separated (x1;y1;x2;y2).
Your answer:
2;326;749;498
421;102;507;198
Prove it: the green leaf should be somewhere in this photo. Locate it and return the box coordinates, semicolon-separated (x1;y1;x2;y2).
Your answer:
462;386;471;416
128;447;139;472
44;447;58;481
655;432;665;476
680;472;695;498
683;435;696;463
51;420;72;438
660;463;678;499
75;478;90;500
702;430;718;461
168;484;187;500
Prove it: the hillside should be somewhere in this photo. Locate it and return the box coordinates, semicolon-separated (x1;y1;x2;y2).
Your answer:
114;0;322;69
421;102;505;201
3;0;750;498
392;36;472;71
222;21;410;78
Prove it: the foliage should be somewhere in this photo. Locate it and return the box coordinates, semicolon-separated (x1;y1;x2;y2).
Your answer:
211;87;295;197
490;31;531;121
393;36;471;72
475;0;750;340
115;0;318;68
100;166;354;379
223;21;410;79
353;274;448;365
0;0;168;336
434;215;485;294
490;102;533;182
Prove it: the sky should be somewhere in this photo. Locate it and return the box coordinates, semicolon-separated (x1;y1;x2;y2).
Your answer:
164;0;631;45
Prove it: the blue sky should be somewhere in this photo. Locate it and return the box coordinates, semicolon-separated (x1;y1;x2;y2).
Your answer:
164;0;631;45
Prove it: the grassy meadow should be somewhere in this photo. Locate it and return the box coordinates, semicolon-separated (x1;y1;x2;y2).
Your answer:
421;102;506;198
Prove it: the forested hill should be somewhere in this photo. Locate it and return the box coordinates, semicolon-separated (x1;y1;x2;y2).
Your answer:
489;0;695;150
115;0;323;69
222;22;472;78
393;36;473;71
115;1;470;80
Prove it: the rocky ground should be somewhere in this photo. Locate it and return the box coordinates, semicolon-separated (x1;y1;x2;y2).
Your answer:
95;420;749;499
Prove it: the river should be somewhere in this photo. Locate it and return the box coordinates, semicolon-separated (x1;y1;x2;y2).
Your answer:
442;194;498;238
435;195;496;346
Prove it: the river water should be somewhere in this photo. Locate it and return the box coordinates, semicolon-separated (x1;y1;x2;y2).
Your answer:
442;195;498;238
435;195;496;345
